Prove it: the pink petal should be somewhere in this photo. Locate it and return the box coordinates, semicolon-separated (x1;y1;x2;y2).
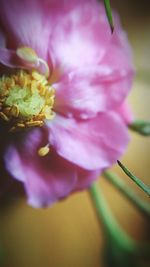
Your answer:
0;0;52;60
116;102;134;125
50;1;111;72
54;62;133;118
0;48;28;69
48;112;129;170
75;168;100;191
52;3;134;118
0;30;6;47
4;128;77;208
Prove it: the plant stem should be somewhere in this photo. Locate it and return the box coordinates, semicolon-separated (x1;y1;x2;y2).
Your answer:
103;171;150;219
89;182;150;258
89;182;137;254
117;161;150;197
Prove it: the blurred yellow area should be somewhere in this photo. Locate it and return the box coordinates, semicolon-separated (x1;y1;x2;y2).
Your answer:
0;1;150;267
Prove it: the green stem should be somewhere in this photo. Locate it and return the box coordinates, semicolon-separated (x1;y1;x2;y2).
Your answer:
89;182;137;254
103;0;114;33
89;183;150;257
103;171;150;219
117;161;150;197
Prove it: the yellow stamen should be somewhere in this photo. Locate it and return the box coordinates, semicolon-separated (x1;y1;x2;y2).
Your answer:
0;70;55;132
38;145;50;157
16;47;38;64
25;121;44;127
9;105;20;117
37;58;50;79
16;46;50;78
0;111;9;121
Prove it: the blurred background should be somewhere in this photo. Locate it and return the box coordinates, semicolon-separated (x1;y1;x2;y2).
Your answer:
0;1;150;266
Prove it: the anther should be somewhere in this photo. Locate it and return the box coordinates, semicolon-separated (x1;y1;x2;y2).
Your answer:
0;112;9;121
16;46;50;78
16;47;39;64
25;121;44;127
10;105;19;117
38;145;50;157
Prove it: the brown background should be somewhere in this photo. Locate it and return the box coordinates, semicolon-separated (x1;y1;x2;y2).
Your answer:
0;1;150;266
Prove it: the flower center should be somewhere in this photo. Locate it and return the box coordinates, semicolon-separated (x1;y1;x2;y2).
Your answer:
0;70;55;132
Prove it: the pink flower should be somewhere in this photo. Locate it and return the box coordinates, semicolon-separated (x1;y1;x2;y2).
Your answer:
0;0;134;207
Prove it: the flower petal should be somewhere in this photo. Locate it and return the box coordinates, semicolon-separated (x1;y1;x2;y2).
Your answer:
0;0;52;60
52;3;134;119
116;102;134;125
4;128;77;208
50;1;111;71
75;168;100;191
0;30;6;47
0;47;27;69
54;62;133;118
48;112;129;170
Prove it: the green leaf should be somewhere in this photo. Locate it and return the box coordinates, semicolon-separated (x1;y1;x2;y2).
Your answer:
117;161;150;197
129;120;150;136
103;0;114;33
103;171;150;218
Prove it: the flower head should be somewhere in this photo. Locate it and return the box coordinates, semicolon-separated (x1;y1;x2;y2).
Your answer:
0;0;134;207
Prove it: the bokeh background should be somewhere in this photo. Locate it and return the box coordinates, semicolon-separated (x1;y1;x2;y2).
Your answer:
0;1;150;266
